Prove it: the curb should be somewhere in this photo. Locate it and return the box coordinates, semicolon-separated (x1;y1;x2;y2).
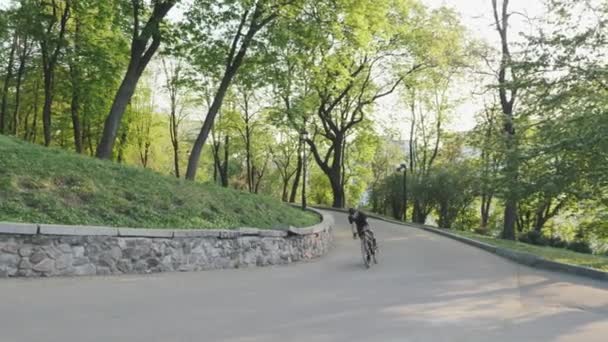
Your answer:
0;207;330;239
313;206;608;281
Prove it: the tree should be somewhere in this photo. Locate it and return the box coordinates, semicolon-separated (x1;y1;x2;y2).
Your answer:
96;0;177;159
11;14;33;136
265;28;315;203
492;0;520;240
34;0;71;146
0;28;17;134
209;97;240;187
431;164;477;229
405;69;464;223
67;7;82;152
306;53;407;208
161;56;190;177
368;135;403;216
506;0;608;241
233;82;265;192
270;131;299;201
183;0;305;180
469;101;503;230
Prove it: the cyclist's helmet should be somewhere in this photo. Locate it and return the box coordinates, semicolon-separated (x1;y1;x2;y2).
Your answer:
348;208;356;215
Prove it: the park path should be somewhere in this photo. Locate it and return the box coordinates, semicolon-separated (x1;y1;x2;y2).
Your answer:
1;211;607;341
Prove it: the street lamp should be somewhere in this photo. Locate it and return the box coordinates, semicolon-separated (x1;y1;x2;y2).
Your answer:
300;130;309;210
396;163;407;221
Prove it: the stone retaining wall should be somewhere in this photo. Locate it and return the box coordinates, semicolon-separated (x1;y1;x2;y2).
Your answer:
0;209;333;278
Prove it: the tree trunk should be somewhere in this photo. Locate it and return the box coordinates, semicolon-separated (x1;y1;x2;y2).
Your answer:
83;118;96;156
25;78;40;142
503;198;517;238
212;135;230;188
281;179;289;202
480;195;492;230
172;140;180;178
321;166;346;208
41;69;54;146
493;0;519;240
39;2;71;146
254;153;269;194
501;130;518;239
70;82;83;153
331;135;346;208
12;35;29;136
221;135;229;187
97;62;146;158
69;18;83;153
117;130;128;164
289;148;302;203
1;32;17;134
245;122;253;192
212;141;219;184
170;105;180;177
330;175;345;208
97;1;174;159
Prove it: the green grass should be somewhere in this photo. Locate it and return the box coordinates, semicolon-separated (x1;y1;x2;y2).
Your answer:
0;135;319;229
452;230;608;272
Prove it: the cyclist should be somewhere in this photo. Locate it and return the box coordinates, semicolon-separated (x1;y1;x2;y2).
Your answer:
348;208;378;254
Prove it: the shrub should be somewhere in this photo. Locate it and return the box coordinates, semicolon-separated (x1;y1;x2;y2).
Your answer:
547;236;568;249
566;240;593;254
519;230;548;246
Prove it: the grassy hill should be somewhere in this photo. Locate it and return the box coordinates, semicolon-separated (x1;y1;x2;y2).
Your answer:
0;135;318;229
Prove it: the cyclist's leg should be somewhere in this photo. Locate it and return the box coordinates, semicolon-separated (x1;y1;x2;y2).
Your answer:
365;225;378;252
361;226;374;255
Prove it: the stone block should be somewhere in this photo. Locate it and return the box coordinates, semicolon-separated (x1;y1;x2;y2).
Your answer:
1;241;19;254
73;264;96;276
258;230;288;238
18;246;32;257
118;228;173;238
39;224;118;236
173;230;221;238
96;266;112;276
116;259;132;273
29;251;46;264
0;265;18;277
32;258;55;273
55;254;73;270
238;228;260;236
0;222;38;235
288;226;314;235
0;254;19;268
72;246;85;258
19;258;32;270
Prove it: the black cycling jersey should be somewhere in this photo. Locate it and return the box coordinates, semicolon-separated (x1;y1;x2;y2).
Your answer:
348;211;369;231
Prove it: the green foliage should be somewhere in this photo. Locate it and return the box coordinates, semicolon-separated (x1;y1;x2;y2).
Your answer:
429;164;477;229
0;135;318;229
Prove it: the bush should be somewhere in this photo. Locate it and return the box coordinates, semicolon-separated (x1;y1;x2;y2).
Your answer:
519;230;548;246
547;236;568;249
566;241;593;254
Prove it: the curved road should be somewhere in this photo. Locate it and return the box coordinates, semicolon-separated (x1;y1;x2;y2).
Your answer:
1;211;607;341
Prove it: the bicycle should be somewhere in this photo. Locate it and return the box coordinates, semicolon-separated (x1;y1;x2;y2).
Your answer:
359;229;378;268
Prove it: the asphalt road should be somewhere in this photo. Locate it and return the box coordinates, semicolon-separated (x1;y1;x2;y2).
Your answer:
1;211;607;342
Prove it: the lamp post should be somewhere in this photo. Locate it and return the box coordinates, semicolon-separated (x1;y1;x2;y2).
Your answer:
300;130;309;210
397;163;407;221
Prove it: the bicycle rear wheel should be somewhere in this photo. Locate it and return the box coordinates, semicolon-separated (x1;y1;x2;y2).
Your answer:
361;234;371;268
